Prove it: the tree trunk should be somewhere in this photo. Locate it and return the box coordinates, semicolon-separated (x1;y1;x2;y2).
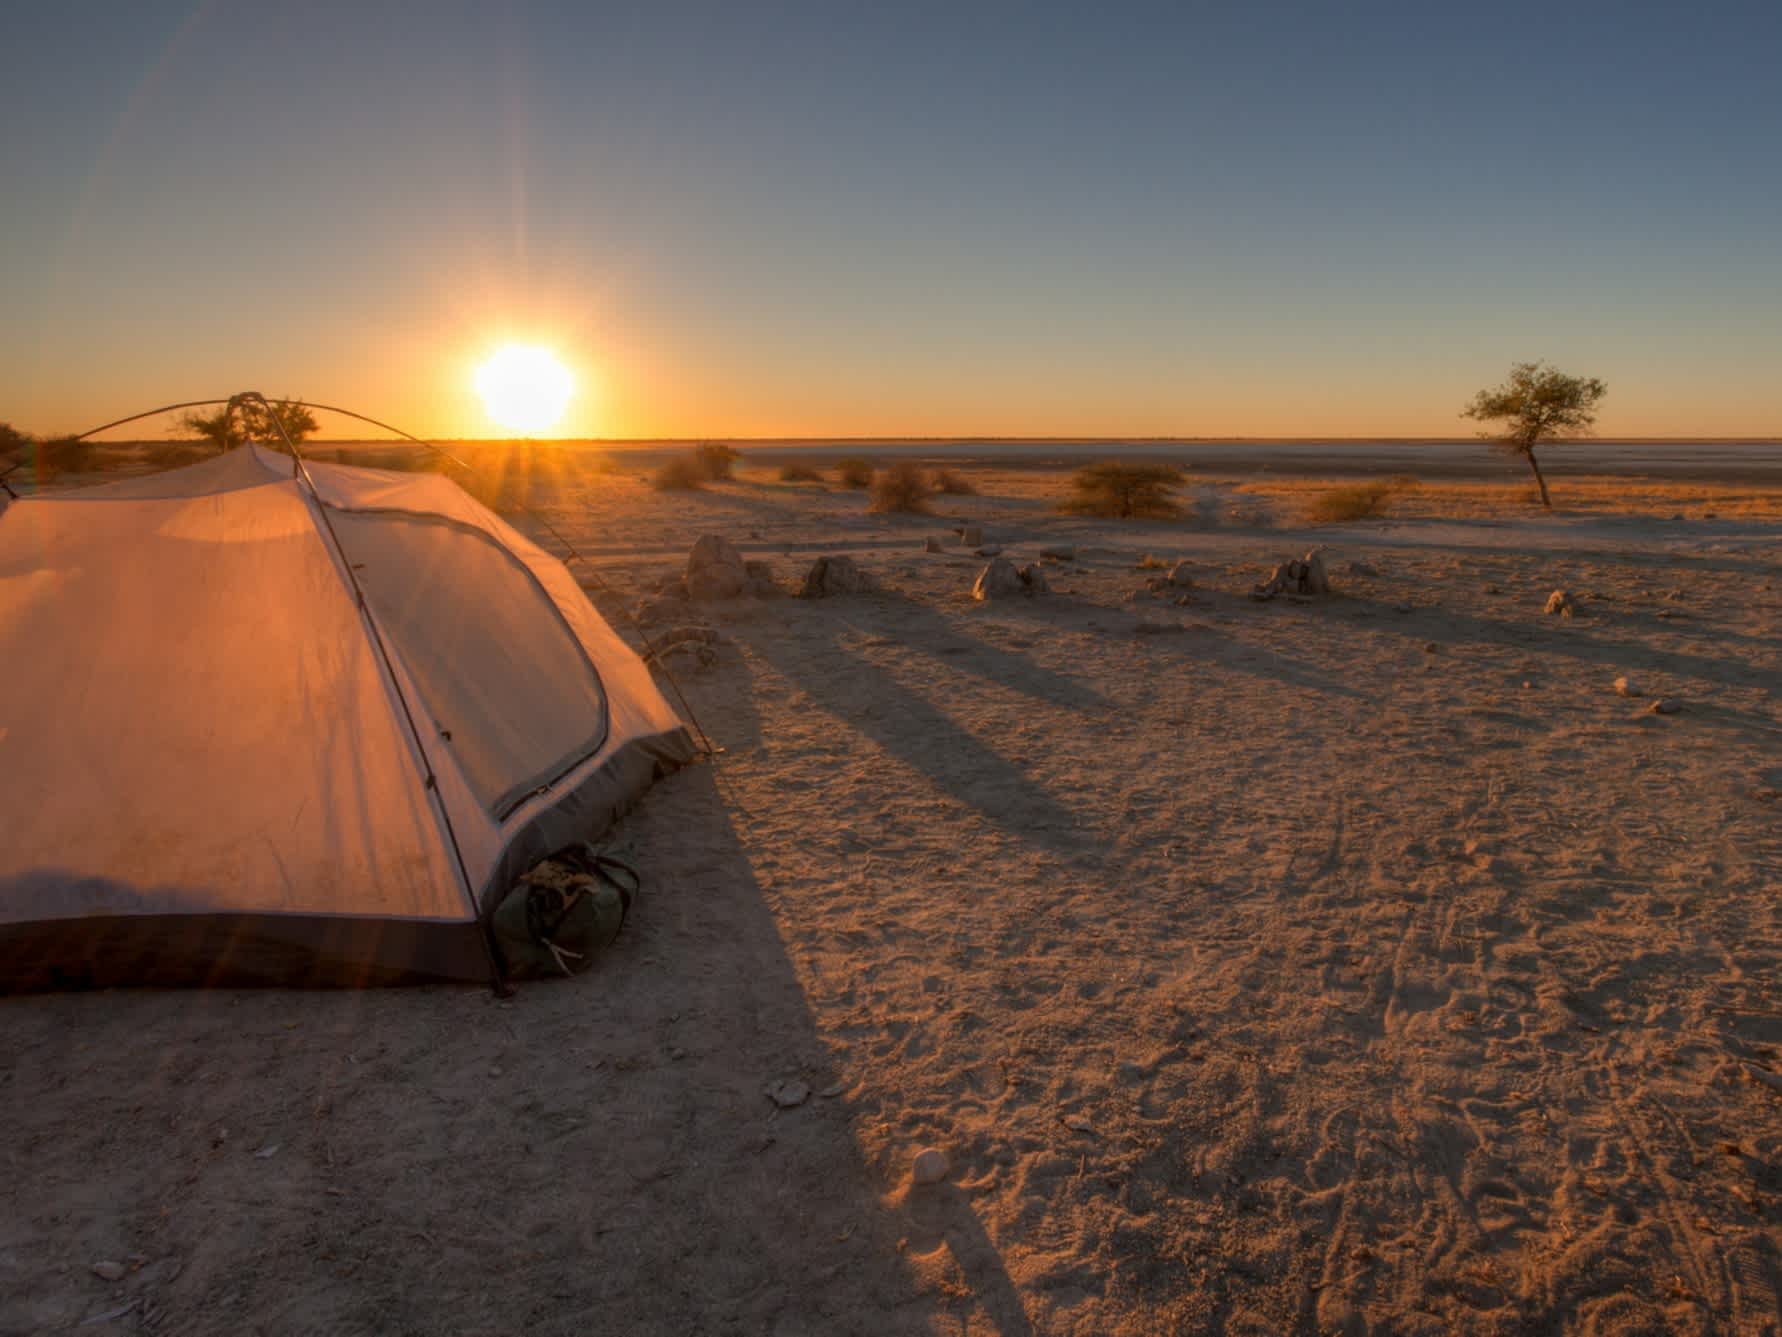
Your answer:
1525;449;1552;509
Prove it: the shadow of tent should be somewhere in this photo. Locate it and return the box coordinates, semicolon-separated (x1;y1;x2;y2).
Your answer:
0;759;998;1334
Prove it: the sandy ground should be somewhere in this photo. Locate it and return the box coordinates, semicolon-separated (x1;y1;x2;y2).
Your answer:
3;461;1781;1335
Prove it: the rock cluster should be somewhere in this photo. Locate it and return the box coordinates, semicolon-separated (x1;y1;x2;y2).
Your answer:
635;535;780;622
1251;549;1330;601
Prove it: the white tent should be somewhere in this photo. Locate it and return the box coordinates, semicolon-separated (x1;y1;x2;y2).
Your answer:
0;446;695;987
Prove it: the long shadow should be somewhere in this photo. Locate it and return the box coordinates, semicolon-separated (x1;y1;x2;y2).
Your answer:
729;599;1092;854
826;588;1112;712
1343;595;1779;696
0;753;1020;1334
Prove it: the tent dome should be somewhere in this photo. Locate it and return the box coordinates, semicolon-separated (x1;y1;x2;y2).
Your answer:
0;446;694;988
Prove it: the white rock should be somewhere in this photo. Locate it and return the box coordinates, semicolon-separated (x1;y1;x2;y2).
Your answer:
1613;675;1638;697
911;1147;950;1185
973;557;1027;600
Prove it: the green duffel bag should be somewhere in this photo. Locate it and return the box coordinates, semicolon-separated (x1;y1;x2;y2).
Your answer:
491;848;639;979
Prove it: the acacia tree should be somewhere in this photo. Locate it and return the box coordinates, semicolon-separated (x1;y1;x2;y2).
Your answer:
179;398;319;452
1461;362;1606;510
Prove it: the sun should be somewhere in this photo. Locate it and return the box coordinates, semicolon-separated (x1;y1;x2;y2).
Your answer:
474;345;574;434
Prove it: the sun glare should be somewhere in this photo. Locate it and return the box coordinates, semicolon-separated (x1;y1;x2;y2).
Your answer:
474;345;574;434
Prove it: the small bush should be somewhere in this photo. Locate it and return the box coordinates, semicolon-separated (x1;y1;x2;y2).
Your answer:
779;463;824;482
869;462;931;514
653;455;706;491
695;443;739;480
34;435;98;477
836;457;874;488
1063;462;1180;518
930;468;977;495
1302;476;1417;524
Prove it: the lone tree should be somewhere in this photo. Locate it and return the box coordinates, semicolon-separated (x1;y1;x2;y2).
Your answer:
179;398;319;452
1461;362;1606;510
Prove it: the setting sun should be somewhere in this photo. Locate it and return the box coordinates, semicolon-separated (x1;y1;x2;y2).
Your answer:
473;345;573;434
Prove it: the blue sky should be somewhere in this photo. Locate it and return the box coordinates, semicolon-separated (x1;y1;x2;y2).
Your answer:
3;0;1778;437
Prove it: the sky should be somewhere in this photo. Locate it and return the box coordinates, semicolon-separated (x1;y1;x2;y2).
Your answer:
2;0;1779;440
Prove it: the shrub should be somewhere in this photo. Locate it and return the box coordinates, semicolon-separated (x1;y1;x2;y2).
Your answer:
34;435;98;476
695;443;739;480
836;457;874;488
778;463;824;482
930;468;977;495
869;462;931;514
1063;462;1179;518
653;455;706;491
1302;476;1418;524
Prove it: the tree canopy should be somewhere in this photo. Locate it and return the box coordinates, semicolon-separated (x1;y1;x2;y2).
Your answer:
1461;362;1605;509
179;399;319;451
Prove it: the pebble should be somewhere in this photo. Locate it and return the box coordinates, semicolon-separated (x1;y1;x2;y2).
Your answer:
91;1261;127;1282
767;1078;811;1108
911;1147;950;1186
1649;698;1681;715
1613;675;1638;697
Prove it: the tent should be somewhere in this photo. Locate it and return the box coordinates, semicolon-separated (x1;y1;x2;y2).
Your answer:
0;445;696;989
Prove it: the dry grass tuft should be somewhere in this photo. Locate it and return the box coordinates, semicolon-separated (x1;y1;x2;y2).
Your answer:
836;457;875;488
869;462;931;513
1302;475;1418;524
653;455;706;491
695;443;740;481
1063;462;1180;518
930;468;977;496
778;463;825;482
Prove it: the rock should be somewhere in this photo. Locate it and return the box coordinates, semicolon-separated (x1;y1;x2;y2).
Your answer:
799;555;870;598
1423;642;1439;654
91;1261;128;1282
973;556;1046;600
1544;589;1574;618
1649;698;1681;715
959;525;983;547
974;545;1004;557
767;1078;811;1109
685;535;748;600
1167;560;1195;589
911;1147;950;1186
1348;561;1380;578
1039;546;1076;561
1302;548;1330;595
1613;675;1638;697
924;537;945;553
